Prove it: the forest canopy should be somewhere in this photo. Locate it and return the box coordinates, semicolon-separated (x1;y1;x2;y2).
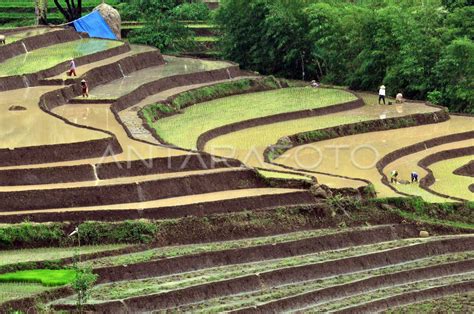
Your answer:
216;0;473;113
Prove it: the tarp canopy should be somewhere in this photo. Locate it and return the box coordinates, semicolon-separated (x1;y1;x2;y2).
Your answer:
72;10;117;40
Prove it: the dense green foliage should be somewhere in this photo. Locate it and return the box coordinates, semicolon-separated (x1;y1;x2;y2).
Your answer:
0;220;157;249
216;0;473;112
119;0;194;52
0;269;76;286
171;2;210;20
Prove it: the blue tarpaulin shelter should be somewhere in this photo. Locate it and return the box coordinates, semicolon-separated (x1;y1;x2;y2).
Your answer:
72;11;117;40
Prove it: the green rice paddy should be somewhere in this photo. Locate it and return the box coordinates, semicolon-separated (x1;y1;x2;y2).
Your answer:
0;38;123;77
153;87;357;149
429;156;473;201
0;269;76;286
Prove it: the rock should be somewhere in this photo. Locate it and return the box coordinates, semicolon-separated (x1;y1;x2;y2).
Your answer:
380;204;394;211
419;230;429;238
310;184;328;199
94;3;121;40
8;105;27;111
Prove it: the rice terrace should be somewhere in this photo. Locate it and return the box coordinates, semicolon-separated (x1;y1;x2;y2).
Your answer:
0;0;472;313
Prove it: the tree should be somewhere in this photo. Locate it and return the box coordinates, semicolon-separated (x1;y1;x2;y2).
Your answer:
431;38;474;113
35;0;48;25
53;0;83;22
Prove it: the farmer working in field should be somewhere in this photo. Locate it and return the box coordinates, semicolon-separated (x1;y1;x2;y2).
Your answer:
390;170;399;183
68;59;77;77
411;171;419;183
378;85;386;105
0;35;5;45
396;92;404;104
81;79;89;98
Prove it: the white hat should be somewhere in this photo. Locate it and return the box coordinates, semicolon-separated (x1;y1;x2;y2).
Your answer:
81;79;86;83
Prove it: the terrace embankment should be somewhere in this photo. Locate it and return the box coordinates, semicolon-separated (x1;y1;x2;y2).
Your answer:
334;281;474;314
235;259;474;313
93;224;419;283
52;236;474;312
0;168;270;211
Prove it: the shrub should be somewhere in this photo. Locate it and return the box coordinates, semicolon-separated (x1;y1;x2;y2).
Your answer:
171;2;210;21
78;220;157;244
0;223;64;249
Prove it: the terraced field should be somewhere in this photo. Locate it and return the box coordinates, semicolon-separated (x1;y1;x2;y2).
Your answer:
0;38;123;77
46;229;474;312
0;24;472;313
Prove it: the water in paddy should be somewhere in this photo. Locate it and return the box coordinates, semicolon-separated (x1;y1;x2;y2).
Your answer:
87;56;233;99
2;28;59;44
0;38;123;77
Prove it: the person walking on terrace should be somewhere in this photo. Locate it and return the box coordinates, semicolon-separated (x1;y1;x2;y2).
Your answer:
378;85;386;105
68;59;77;77
81;79;89;98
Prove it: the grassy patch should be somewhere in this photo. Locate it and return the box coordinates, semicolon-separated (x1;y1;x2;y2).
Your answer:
0;269;76;286
386;292;474;313
0;282;51;304
153;87;356;149
257;169;312;182
194;36;218;42
0;244;128;267
0;38;123;77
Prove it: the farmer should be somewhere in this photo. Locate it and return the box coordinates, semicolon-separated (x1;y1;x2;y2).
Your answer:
81;79;89;98
390;170;399;184
396;92;404;104
411;171;419;183
310;80;320;88
68;59;77;77
0;35;5;45
378;85;386;105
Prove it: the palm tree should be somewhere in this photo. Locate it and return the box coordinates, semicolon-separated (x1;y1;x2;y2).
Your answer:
53;0;83;22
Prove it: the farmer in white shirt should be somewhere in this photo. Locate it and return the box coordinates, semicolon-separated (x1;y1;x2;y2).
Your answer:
378;85;386;105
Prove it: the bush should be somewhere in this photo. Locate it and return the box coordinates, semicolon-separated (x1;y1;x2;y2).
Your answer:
128;14;193;53
171;2;210;21
0;223;64;249
78;220;157;244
